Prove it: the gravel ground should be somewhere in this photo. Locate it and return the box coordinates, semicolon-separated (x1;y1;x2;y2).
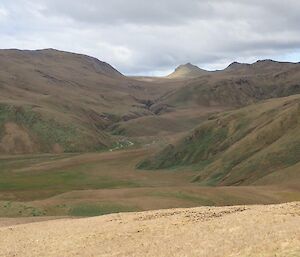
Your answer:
0;202;299;257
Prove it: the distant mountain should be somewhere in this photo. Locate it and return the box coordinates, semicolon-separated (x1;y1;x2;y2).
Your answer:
157;60;300;108
167;63;209;79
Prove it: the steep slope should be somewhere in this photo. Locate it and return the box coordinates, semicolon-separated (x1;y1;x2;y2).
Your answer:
167;63;209;79
138;95;300;186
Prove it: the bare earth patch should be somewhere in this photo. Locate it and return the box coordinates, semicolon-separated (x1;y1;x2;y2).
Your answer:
0;202;299;257
0;122;37;154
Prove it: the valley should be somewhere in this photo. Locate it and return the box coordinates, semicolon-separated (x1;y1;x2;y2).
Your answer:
3;1;300;256
0;148;299;218
0;49;299;220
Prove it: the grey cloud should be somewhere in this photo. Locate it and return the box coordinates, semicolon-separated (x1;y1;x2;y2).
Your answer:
37;0;215;25
0;0;300;75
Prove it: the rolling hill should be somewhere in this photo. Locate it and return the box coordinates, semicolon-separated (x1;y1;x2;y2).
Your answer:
138;94;300;186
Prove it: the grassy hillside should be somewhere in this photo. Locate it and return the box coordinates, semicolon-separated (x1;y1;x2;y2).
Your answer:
138;95;300;186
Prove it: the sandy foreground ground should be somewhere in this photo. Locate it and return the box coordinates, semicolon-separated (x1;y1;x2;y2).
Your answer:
0;202;299;257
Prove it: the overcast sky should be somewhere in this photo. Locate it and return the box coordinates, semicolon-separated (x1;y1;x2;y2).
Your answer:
0;0;300;75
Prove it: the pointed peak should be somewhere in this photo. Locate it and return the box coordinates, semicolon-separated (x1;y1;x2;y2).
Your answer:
181;62;195;67
167;63;208;79
176;63;199;69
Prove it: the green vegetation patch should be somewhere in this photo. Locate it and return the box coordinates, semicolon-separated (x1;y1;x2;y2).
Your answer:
0;167;139;192
150;191;215;206
0;160;141;200
0;201;46;217
69;202;139;217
